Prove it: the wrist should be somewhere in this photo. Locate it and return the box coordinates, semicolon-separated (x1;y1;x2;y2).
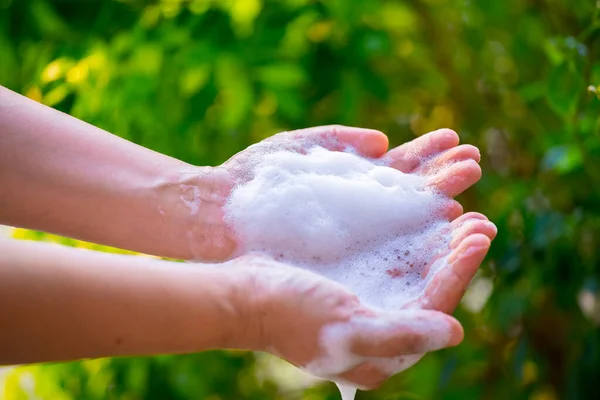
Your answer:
155;165;237;261
194;262;264;351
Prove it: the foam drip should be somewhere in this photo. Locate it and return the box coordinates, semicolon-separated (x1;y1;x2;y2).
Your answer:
224;143;454;399
337;384;357;400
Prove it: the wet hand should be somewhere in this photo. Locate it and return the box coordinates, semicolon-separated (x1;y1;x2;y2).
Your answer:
228;254;463;389
180;125;389;261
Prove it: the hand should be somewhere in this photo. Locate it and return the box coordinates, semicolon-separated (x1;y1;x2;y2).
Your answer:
402;211;497;313
180;125;390;261
376;129;497;313
228;254;464;389
184;126;496;314
217;127;497;389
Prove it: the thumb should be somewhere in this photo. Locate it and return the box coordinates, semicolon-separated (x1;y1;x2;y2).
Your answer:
288;125;389;158
349;309;464;358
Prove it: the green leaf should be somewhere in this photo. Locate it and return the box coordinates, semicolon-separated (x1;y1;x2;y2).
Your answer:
519;81;545;102
546;62;584;117
588;84;600;100
130;44;164;76
43;84;70;106
215;55;254;130
180;66;211;97
542;145;583;174
255;64;307;88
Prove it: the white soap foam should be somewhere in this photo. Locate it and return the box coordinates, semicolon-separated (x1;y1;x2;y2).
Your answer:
337;384;357;400
224;143;453;398
303;310;449;394
226;146;451;309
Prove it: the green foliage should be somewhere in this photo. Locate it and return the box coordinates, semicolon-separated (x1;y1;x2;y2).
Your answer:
1;0;600;399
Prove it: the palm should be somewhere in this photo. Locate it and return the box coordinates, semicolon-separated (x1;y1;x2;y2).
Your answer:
225;126;495;310
203;125;495;313
190;126;388;261
230;254;463;389
217;126;497;389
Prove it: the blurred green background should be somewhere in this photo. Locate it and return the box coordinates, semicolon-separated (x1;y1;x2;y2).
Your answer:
1;0;599;399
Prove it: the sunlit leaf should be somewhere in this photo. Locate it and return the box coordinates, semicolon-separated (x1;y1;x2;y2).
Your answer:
180;66;211;97
43;84;70;106
41;58;74;83
215;55;254;130
130;44;164;76
255;64;306;88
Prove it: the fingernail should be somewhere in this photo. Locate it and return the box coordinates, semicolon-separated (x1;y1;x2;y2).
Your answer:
488;221;498;236
447;320;464;347
358;132;388;158
432;129;459;149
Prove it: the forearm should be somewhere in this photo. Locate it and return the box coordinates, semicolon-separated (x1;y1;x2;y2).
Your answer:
0;86;215;260
0;239;250;365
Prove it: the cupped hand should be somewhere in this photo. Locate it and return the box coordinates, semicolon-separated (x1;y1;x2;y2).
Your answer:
227;254;463;389
182;125;389;261
187;125;496;311
379;128;497;313
193;125;497;389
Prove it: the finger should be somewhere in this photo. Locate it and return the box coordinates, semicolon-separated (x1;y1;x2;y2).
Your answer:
337;354;424;390
349;309;464;358
441;199;464;221
450;219;497;249
285;125;389;158
450;211;488;225
338;362;390;390
426;159;482;197
384;129;460;173
418;144;481;175
420;234;492;313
